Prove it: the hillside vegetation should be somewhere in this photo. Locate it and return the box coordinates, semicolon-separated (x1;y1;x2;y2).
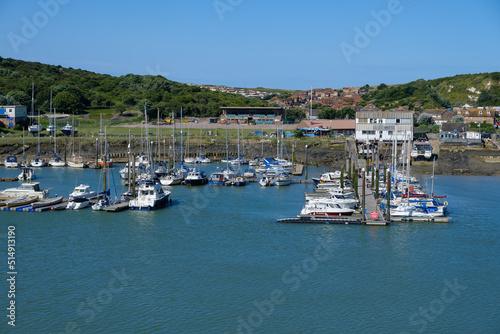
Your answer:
0;57;270;118
363;73;500;110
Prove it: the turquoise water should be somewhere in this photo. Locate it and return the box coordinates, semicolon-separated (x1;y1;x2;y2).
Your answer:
0;166;499;333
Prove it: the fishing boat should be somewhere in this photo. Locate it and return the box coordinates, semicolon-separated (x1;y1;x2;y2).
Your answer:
0;182;49;199
31;196;64;209
4;156;19;168
129;180;170;210
299;202;355;217
69;184;97;200
17;167;36;181
6;195;39;208
66;197;90;210
183;169;208;186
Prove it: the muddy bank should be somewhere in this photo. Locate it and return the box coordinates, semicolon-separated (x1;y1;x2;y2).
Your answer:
411;146;500;176
0;137;346;168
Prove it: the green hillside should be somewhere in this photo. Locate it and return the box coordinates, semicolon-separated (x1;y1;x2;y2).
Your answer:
362;73;500;110
0;57;270;118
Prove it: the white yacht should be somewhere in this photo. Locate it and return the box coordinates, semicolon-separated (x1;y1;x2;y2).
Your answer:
0;182;49;199
69;184;97;200
129;180;170;210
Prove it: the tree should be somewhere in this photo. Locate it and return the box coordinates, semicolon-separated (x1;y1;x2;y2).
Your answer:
115;102;126;114
285;109;306;121
53;91;84;114
7;90;30;107
452;115;464;122
377;83;388;90
417;113;435;126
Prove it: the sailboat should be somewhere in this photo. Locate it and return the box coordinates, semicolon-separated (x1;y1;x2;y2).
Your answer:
45;91;57;136
159;112;183;186
31;108;47;167
48;108;66;167
67;118;87;168
231;124;246;186
28;82;42;134
92;138;115;211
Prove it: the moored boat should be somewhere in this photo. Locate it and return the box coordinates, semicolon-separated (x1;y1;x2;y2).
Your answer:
66;197;90;210
69;184;97;200
0;182;49;199
31;196;64;209
6;195;39;208
299;202;355;217
4;156;19;168
129;180;170;210
183;169;208;186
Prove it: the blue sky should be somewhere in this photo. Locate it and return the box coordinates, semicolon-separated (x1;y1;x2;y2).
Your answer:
1;0;499;90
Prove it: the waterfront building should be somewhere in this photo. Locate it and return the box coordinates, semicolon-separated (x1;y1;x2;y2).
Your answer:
0;105;27;128
220;107;285;124
355;110;413;142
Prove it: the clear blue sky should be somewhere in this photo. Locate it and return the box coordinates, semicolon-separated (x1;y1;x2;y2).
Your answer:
1;0;499;90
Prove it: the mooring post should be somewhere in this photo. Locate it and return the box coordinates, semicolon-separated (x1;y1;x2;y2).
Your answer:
387;170;391;222
304;145;308;180
362;169;366;222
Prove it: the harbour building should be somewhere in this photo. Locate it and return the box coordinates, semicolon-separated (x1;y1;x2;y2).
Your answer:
355;111;413;142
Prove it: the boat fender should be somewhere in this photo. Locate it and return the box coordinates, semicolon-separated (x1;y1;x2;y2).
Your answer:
443;201;448;206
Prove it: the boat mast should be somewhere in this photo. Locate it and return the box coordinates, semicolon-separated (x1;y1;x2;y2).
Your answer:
144;102;151;175
179;107;183;168
37;108;40;156
172;111;176;170
128;129;131;193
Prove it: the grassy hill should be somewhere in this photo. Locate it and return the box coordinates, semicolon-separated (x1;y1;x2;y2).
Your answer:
362;73;500;110
0;57;270;119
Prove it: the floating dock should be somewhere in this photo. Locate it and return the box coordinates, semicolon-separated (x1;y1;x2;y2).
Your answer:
277;216;363;225
391;216;452;223
104;201;130;212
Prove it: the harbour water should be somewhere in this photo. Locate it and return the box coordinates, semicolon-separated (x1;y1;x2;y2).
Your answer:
0;165;499;333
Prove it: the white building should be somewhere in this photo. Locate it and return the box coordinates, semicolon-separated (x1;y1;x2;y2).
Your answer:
355;111;413;142
0;105;27;128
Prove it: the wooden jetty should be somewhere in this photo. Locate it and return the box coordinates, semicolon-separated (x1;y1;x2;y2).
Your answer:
291;164;304;176
0;177;18;182
104;201;130;212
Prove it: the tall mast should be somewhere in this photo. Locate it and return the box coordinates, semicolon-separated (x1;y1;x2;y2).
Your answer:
31;81;34;119
37;108;40;156
172;111;176;169
179;107;183;167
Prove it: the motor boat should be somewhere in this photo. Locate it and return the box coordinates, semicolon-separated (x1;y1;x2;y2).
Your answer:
129;180;170;210
69;184;97;200
66;197;90;210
